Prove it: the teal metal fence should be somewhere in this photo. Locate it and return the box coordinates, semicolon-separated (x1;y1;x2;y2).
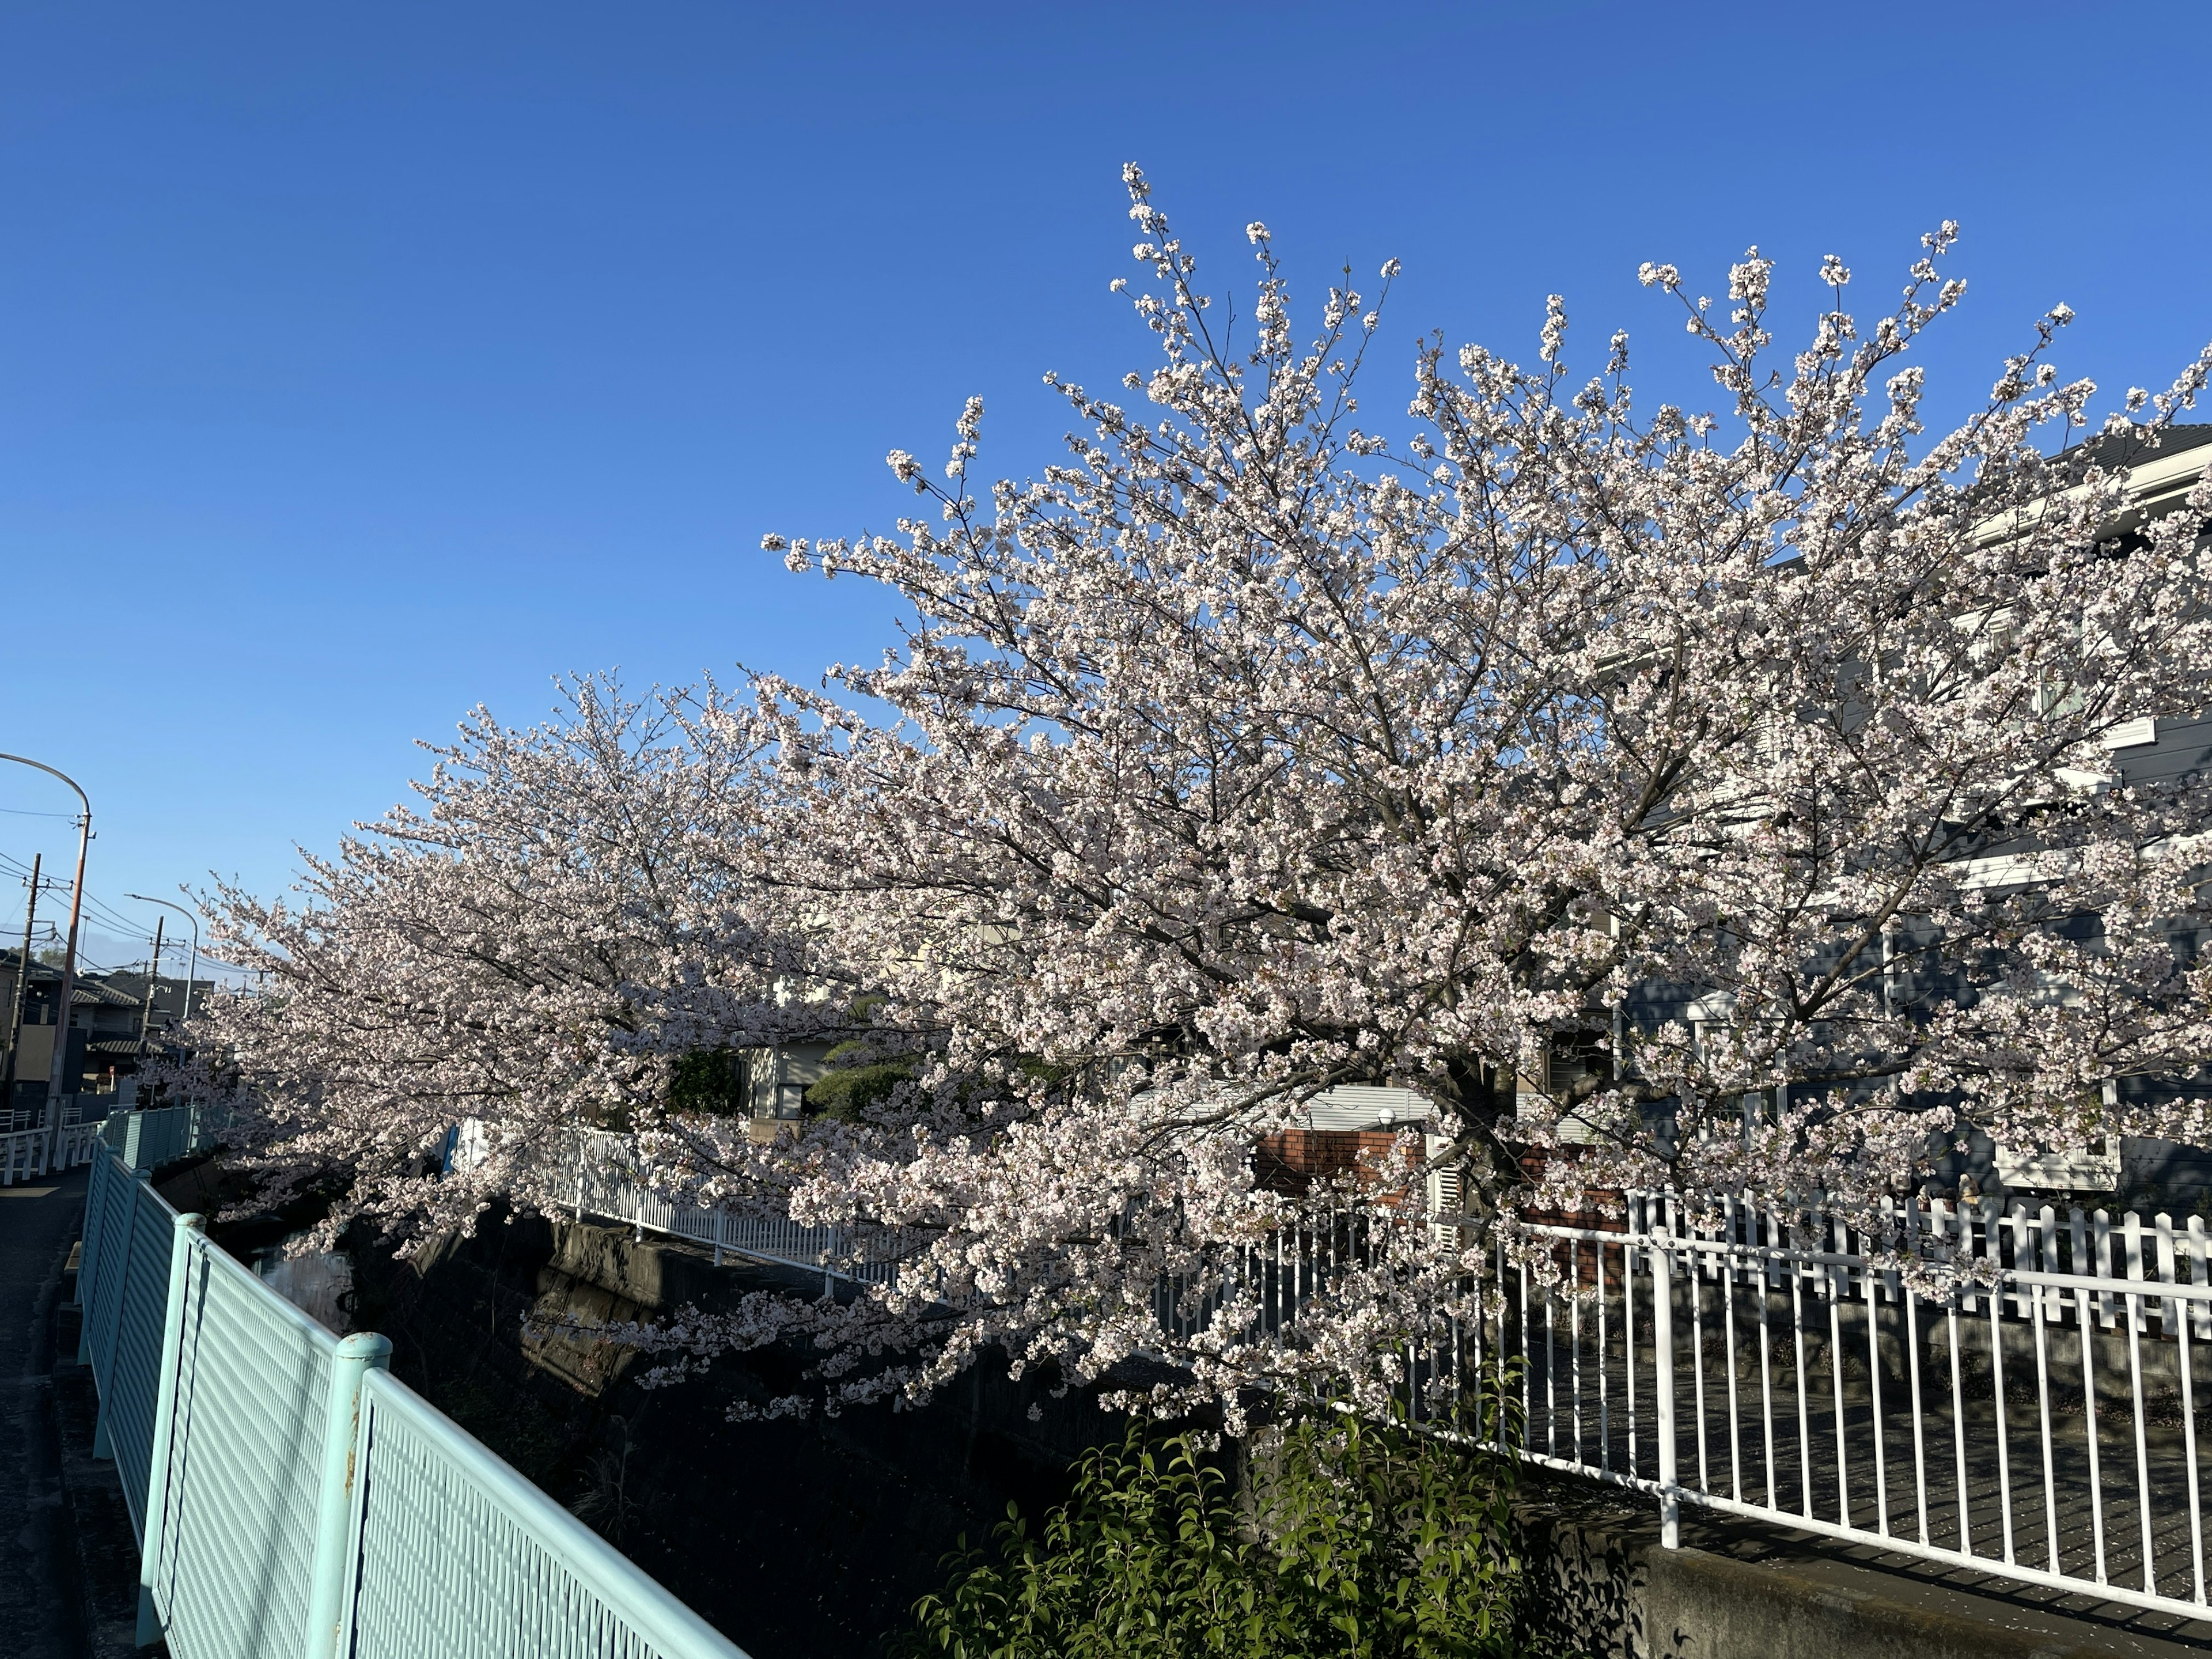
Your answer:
75;1146;752;1658
98;1101;230;1173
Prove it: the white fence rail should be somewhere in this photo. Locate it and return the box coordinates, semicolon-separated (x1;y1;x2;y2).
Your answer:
2;1099;116;1186
567;1130;908;1286
1495;1193;2212;1625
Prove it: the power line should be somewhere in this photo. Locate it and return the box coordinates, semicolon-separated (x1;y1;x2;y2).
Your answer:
0;854;254;986
82;893;157;937
12;921;118;976
0;851;210;972
3;877;132;944
0;849;183;931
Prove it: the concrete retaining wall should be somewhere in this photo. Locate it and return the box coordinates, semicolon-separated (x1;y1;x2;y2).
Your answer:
1518;1475;2210;1658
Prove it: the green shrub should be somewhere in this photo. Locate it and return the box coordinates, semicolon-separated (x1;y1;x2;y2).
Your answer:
897;1410;1522;1659
804;1056;916;1122
666;1047;751;1116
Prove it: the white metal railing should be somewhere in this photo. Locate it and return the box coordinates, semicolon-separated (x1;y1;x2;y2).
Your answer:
0;1124;45;1185
52;1118;104;1168
1489;1192;2212;1625
1136;1187;2212;1622
566;1130;909;1286
1;1100;113;1185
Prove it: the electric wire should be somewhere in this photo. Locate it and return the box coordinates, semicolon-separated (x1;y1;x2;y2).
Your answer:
0;851;219;982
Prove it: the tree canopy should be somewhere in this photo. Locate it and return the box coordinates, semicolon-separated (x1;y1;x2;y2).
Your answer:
177;168;2212;1419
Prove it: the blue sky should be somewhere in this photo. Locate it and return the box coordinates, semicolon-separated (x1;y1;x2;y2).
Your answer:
2;1;2209;971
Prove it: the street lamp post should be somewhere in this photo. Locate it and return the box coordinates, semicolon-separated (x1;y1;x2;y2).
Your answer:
126;895;202;1027
0;755;90;1162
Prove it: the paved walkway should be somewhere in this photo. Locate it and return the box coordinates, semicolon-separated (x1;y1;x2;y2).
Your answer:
0;1166;92;1658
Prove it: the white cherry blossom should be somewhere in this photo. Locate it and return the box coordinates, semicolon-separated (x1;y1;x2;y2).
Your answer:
182;173;2212;1422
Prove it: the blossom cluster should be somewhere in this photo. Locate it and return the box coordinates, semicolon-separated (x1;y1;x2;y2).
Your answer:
177;172;2212;1420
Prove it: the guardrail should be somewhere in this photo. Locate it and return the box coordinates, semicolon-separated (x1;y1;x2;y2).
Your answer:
1;1122;50;1184
1481;1192;2212;1625
1104;1185;2212;1621
569;1128;910;1287
74;1144;752;1658
555;1123;2212;1623
2;1099;111;1185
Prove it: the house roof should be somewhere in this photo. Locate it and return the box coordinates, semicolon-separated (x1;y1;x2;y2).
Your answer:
2063;422;2212;471
2;957;149;999
1965;422;2212;550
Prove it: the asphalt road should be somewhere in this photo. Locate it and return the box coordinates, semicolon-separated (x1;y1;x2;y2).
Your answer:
0;1166;92;1659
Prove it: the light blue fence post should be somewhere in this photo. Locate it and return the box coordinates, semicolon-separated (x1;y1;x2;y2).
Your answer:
135;1211;204;1647
304;1331;392;1659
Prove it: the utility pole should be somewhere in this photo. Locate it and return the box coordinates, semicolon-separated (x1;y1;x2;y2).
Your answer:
127;895;200;1025
2;853;40;1120
0;755;92;1161
139;915;166;1044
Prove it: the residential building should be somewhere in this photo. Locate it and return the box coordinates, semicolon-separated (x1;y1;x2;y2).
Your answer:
0;948;213;1120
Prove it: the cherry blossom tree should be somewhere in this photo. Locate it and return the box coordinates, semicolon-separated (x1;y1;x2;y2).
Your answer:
172;676;807;1244
185;168;2212;1421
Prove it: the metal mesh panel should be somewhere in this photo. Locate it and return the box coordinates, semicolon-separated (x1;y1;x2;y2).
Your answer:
349;1373;745;1659
150;1247;334;1659
104;1175;183;1537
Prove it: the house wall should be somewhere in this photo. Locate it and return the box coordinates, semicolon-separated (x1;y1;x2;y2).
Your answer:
741;1041;835;1119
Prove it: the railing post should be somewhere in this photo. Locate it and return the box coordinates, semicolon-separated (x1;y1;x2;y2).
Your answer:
134;1211;204;1647
1653;1226;1679;1548
302;1330;392;1659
